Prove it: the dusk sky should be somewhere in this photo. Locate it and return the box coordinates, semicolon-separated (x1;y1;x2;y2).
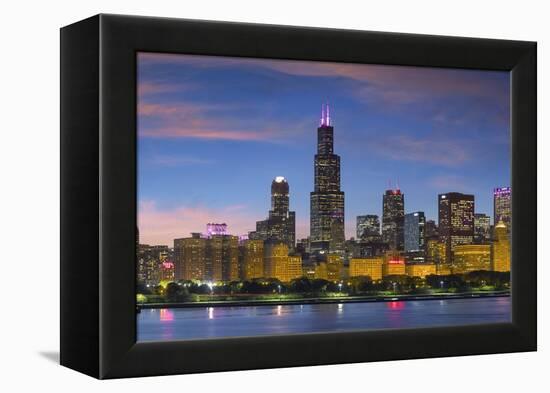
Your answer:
137;52;510;247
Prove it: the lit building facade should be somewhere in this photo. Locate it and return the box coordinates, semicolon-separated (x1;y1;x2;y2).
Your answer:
474;213;491;243
137;244;170;285
438;192;475;264
404;211;426;252
405;263;436;278
242;239;264;279
453;244;491;273
326;254;344;282
494;187;511;236
356;214;381;241
492;220;511;272
206;234;239;282
173;234;206;281
382;189;405;250
255;177;296;250
310;104;345;254
264;242;303;282
383;253;406;277
349;257;383;280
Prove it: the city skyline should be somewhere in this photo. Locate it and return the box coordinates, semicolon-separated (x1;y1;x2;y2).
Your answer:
138;52;510;246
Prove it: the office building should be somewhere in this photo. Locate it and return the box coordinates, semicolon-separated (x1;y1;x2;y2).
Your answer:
264;242;303;282
438;192;475;264
382;189;405;250
356;214;381;241
474;213;491;243
453;244;491;273
242;239;264;279
405;263;436;278
310;104;345;254
404;211;426;252
173;234;206;281
494;187;511;236
349;257;383;280
255;177;296;250
383;253;406;276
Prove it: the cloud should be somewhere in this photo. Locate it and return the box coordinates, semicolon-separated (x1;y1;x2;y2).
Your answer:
138;81;192;98
369;134;470;167
141;126;279;141
138;200;261;246
138;99;311;142
148;155;215;166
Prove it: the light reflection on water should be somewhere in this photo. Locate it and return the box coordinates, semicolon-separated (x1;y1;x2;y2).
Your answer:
138;297;511;342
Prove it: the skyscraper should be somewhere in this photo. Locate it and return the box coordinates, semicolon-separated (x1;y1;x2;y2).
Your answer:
438;192;475;264
494;187;511;235
382;189;405;250
255;176;296;250
310;104;345;254
356;214;381;241
474;213;491;243
404;211;426;252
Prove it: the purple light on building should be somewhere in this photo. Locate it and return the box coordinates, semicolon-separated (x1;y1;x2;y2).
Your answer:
206;223;228;237
494;187;511;196
320;103;331;127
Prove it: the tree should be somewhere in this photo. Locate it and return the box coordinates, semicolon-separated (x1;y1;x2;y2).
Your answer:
165;282;180;302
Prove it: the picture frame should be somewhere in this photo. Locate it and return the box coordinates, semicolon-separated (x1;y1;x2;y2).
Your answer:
60;14;536;379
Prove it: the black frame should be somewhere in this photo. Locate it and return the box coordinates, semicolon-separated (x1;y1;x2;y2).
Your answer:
61;14;537;379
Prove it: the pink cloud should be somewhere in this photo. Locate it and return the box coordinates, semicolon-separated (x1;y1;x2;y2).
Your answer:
138;200;261;246
140;125;279;142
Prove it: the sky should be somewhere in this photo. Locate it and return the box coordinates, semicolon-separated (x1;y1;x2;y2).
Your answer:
137;52;510;246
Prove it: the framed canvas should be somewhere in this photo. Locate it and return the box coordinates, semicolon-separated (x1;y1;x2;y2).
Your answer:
60;14;536;379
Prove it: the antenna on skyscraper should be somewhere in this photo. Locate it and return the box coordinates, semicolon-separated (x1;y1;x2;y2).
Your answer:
326;102;331;126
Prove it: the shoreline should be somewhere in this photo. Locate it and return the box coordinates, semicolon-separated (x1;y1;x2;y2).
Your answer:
137;290;510;310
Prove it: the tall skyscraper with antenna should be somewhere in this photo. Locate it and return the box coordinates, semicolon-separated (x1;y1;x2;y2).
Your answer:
310;103;345;254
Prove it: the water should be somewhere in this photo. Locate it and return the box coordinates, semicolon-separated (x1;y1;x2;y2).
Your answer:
137;297;511;342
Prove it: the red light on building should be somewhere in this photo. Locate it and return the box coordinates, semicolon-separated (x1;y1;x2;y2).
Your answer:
388;259;404;265
161;261;174;269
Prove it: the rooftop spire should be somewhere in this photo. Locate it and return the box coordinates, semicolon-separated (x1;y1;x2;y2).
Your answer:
320;102;331;127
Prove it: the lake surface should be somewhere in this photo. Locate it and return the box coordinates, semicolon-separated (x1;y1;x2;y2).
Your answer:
137;296;511;342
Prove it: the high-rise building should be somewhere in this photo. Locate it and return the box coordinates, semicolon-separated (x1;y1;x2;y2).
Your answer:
310;104;345;254
264;242;302;282
256;177;296;250
206;234;239;282
173;234;206;281
382;189;405;250
453;244;491;273
425;220;438;238
438;192;475;264
349;257;383;280
494;187;511;236
356;215;381;241
492;220;511;272
474;213;491;243
137;244;169;285
242;239;264;279
404;211;426;252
